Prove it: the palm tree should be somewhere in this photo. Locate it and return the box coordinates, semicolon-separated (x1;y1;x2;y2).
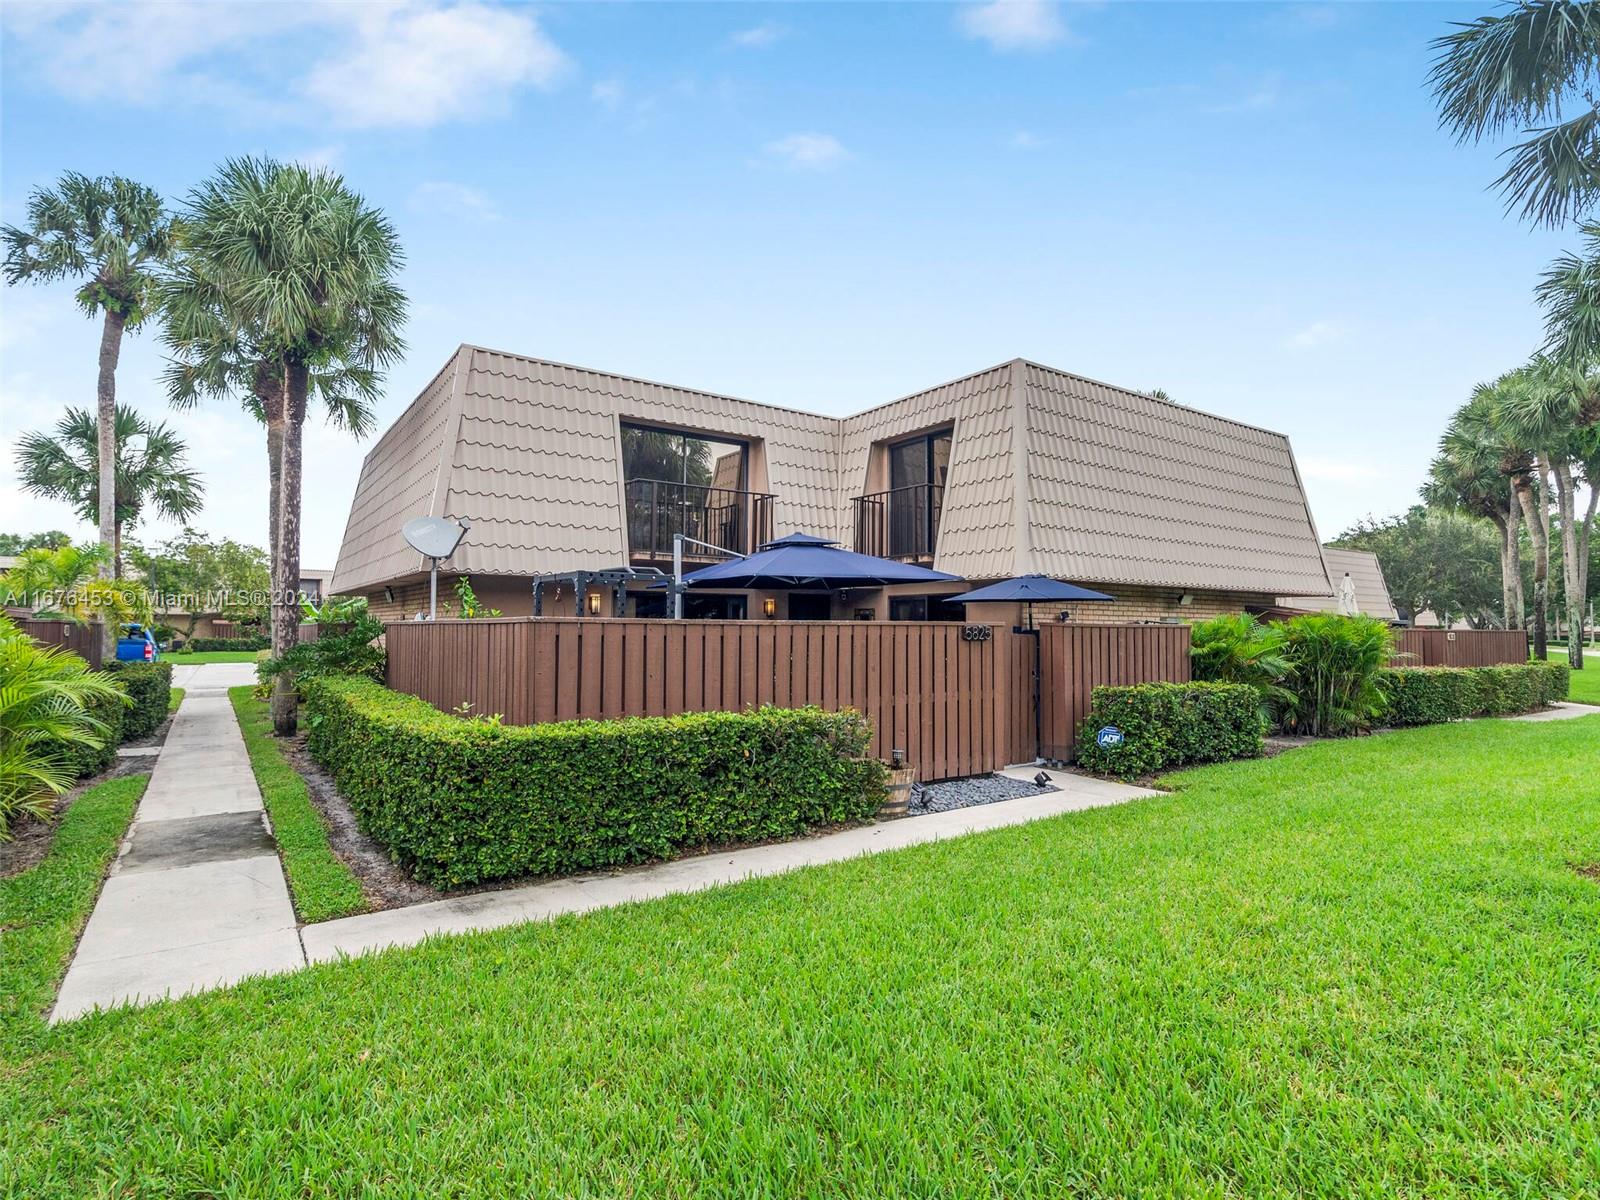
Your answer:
173;158;405;734
1447;375;1553;656
1430;1;1600;228
15;404;203;578
1425;430;1524;629
0;544;148;626
1;174;173;659
1496;358;1600;663
161;257;378;639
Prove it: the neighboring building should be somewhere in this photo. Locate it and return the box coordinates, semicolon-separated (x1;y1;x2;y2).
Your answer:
1276;547;1398;621
333;347;1333;622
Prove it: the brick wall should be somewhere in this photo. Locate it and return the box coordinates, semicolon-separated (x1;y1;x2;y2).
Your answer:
1030;585;1274;625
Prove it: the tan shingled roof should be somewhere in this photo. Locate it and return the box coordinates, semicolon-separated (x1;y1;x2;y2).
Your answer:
333;348;1332;597
1282;547;1394;618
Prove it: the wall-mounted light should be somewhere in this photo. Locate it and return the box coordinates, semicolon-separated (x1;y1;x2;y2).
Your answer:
1176;593;1194;607
762;597;777;619
587;592;602;616
383;586;396;604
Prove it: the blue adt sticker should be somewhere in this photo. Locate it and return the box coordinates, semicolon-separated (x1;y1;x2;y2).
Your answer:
1095;726;1125;749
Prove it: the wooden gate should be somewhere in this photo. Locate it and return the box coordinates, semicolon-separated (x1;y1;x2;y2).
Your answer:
1036;623;1193;762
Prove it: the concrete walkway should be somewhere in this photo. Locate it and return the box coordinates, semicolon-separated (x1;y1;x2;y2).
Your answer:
1505;700;1600;722
302;769;1156;963
52;662;302;1022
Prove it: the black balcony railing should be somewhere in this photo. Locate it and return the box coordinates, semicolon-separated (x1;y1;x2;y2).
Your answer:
625;478;775;563
853;483;944;561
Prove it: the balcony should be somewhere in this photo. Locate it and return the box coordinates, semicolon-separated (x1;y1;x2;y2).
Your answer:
853;483;944;562
625;478;774;564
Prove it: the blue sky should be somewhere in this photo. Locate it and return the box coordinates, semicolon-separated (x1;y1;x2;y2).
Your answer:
0;0;1574;569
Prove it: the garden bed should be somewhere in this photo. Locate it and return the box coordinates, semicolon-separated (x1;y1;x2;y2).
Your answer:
907;773;1056;815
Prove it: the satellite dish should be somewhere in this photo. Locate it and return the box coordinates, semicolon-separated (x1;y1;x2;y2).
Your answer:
403;516;468;560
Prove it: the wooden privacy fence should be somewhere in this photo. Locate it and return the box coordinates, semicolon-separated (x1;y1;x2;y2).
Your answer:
385;617;1199;780
1389;628;1528;668
14;618;103;668
387;618;1029;781
1036;622;1193;762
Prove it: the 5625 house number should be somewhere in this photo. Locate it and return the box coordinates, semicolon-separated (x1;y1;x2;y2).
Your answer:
961;625;992;642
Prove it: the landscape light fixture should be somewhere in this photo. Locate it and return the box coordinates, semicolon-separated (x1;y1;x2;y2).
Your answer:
1033;771;1052;788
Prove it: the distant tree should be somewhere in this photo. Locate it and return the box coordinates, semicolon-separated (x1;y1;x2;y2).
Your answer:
172;158;405;735
2;173;173;661
1333;508;1503;629
15;404;202;579
126;530;271;638
0;531;73;555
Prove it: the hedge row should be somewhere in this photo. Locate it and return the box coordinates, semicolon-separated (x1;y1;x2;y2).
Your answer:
1074;681;1264;779
58;688;124;780
1380;662;1569;726
302;676;889;888
103;661;173;741
183;635;269;652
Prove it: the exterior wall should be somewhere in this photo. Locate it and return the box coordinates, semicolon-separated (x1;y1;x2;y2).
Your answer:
1031;586;1270;625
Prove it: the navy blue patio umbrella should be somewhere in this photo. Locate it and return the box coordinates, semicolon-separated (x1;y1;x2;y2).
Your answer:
948;574;1114;628
678;532;962;590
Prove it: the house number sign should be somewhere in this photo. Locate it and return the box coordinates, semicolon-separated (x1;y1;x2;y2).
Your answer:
961;625;992;642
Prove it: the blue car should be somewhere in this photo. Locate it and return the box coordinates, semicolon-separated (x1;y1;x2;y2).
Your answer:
116;623;159;663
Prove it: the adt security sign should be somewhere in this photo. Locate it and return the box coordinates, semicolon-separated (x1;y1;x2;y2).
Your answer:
1095;726;1125;750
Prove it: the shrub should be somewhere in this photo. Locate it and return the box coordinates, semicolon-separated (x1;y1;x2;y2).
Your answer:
1378;662;1568;726
0;616;127;832
1074;681;1263;779
1279;614;1394;736
1379;667;1482;726
258;615;385;696
102;661;173;740
1189;613;1292;715
303;676;888;888
185;635;270;652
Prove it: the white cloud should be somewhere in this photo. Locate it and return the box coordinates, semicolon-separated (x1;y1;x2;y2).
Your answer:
1009;130;1047;149
410;181;501;222
1286;320;1345;350
763;133;851;171
304;4;567;129
729;22;787;49
591;78;626;112
957;1;1070;52
1298;456;1383;483
4;1;568;130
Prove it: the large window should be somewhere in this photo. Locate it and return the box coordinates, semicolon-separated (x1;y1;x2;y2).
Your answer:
885;428;951;559
621;425;768;562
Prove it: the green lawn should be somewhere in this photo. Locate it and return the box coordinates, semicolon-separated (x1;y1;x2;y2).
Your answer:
164;649;263;664
5;717;1600;1196
166;686;184;714
1551;648;1600;705
230;686;367;922
1;775;146;1053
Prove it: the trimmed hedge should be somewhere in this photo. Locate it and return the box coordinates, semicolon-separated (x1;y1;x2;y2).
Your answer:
302;677;889;888
60;686;125;779
1074;682;1263;779
103;661;173;740
1380;662;1569;726
184;635;269;652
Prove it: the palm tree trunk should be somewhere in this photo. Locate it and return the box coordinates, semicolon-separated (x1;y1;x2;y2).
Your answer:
1492;509;1515;629
271;361;308;736
258;365;286;657
1553;459;1583;668
96;307;125;661
1515;475;1549;659
1508;485;1525;627
1579;485;1597;658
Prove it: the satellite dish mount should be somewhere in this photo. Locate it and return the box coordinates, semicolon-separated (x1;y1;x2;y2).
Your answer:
402;516;471;619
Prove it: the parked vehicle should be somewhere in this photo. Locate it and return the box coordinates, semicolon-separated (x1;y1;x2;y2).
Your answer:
115;623;159;663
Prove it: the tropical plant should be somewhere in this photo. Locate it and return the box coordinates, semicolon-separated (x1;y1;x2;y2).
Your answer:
0;615;126;838
1426;413;1526;629
1188;613;1293;719
0;531;72;555
14;404;203;577
454;576;502;619
1277;614;1395;737
1430;1;1600;228
257;615;386;694
300;593;369;624
168;157;406;735
1;173;173;661
0;543;149;626
126;530;271;637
